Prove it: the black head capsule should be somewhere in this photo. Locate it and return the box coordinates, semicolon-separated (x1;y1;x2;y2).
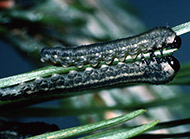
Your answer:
167;56;180;72
171;36;181;49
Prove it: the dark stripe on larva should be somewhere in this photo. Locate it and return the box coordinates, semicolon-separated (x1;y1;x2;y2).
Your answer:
0;56;180;100
40;27;180;68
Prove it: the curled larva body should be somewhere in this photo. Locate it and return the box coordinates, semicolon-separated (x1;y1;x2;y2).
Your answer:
41;27;178;68
0;56;180;100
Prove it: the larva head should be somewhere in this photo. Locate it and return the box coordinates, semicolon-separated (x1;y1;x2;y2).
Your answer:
158;56;180;84
167;56;180;73
144;56;180;84
162;27;181;49
170;36;181;49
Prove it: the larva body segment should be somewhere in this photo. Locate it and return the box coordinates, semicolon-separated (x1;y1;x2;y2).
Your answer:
0;56;180;100
41;27;177;68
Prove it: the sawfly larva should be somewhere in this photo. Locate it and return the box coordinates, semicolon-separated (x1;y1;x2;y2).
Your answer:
41;27;181;68
0;56;180;100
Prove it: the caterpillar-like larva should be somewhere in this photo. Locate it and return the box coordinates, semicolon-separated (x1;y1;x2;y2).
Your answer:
0;56;180;100
40;27;181;68
0;119;59;138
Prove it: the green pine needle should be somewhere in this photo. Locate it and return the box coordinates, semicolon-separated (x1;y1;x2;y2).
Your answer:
28;109;145;139
81;121;158;139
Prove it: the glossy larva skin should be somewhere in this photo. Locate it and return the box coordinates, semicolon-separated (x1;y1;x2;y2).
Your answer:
41;27;176;68
0;56;178;100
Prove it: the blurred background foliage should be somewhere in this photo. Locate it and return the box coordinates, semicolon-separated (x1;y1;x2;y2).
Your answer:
0;0;189;138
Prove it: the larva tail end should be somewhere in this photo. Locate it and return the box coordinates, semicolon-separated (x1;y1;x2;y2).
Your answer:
40;47;48;57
